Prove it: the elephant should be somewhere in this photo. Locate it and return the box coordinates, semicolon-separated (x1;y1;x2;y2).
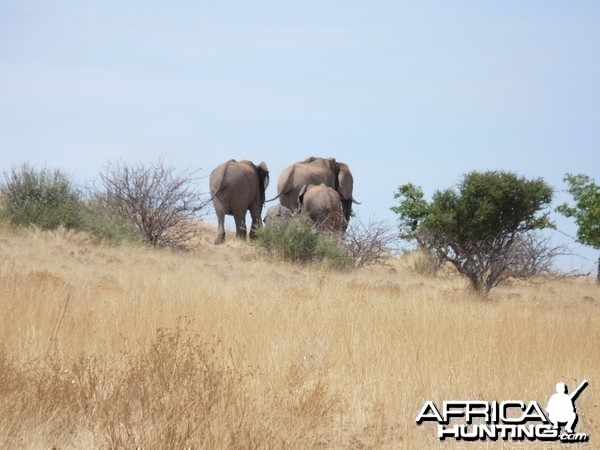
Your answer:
263;204;293;225
269;157;358;223
298;183;347;232
209;159;269;244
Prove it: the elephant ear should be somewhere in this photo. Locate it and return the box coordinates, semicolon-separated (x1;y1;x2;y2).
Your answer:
328;159;340;186
256;161;270;202
257;161;269;173
336;163;353;201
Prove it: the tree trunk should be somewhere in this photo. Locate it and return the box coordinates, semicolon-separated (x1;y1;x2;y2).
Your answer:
597;254;600;285
467;274;489;298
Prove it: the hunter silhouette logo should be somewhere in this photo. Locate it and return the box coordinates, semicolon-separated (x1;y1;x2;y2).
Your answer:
416;380;589;443
547;380;588;435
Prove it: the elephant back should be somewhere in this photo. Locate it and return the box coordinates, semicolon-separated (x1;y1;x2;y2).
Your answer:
210;160;265;206
276;157;338;211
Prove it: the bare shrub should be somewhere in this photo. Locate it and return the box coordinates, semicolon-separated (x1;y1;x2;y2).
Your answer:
95;158;209;249
344;217;397;268
503;231;568;279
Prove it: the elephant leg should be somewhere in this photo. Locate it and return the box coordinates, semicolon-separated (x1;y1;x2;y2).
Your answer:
234;213;247;240
248;204;263;240
214;212;226;244
249;218;261;239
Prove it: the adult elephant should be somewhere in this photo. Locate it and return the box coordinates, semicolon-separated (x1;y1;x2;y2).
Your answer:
298;183;347;232
271;157;358;223
263;204;292;225
209;159;269;244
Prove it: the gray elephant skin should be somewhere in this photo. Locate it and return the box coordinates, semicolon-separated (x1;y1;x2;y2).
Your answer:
263;204;292;225
298;183;347;232
210;159;269;244
273;157;357;223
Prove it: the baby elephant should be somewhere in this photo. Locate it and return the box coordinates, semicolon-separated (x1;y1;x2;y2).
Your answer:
264;204;293;225
298;183;347;232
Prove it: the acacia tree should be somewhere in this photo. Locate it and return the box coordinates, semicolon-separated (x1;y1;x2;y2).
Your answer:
557;173;600;283
96;158;209;249
391;171;554;297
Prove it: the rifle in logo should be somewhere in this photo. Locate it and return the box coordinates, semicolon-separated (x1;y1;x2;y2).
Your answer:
570;380;589;401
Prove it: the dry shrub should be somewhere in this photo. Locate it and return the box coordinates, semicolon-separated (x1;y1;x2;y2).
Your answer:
408;247;445;276
0;320;341;449
101;323;237;448
344;217;397;268
0;348;108;448
277;362;341;446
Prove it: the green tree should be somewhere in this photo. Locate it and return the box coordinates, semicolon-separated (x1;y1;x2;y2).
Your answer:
392;171;554;297
557;174;600;282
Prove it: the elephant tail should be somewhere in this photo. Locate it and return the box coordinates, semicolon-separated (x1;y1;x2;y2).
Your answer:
208;188;222;204
265;192;281;203
209;179;226;202
209;162;233;203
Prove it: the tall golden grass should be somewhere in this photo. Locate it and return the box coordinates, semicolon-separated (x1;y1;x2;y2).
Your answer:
0;225;598;448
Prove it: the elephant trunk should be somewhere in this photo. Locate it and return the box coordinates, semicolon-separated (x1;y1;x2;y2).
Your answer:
341;199;353;223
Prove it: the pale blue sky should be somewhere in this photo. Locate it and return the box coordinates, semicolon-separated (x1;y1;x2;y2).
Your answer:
1;1;599;272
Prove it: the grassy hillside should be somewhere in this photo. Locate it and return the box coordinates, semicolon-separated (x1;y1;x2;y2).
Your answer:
0;225;598;448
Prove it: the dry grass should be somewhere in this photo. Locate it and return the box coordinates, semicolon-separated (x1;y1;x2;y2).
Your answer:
0;224;598;448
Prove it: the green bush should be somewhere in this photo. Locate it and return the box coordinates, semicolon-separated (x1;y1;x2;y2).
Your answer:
80;200;142;245
255;214;351;269
314;232;353;270
0;164;82;230
0;163;143;245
